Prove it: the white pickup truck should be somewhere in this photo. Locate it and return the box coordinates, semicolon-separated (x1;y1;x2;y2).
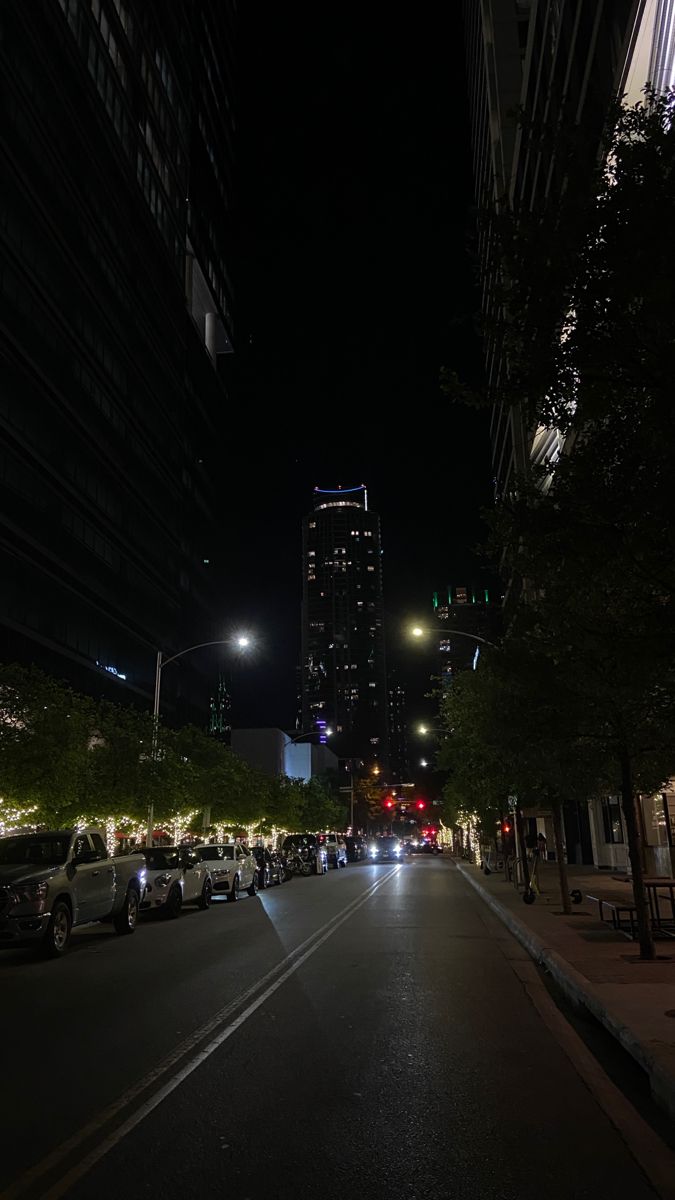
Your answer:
0;827;147;957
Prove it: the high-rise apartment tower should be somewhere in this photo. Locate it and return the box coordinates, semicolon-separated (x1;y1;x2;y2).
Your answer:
301;486;389;771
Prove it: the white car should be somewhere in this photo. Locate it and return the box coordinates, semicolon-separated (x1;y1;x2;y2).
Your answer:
140;846;212;917
320;832;348;868
195;843;258;901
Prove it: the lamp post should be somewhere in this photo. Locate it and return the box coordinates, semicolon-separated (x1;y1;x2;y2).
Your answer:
146;635;252;847
409;624;499;650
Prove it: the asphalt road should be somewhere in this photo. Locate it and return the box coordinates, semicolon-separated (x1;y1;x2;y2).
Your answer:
0;857;665;1199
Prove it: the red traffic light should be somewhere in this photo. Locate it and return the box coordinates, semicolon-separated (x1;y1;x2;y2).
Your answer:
501;820;512;835
415;799;426;810
384;797;394;809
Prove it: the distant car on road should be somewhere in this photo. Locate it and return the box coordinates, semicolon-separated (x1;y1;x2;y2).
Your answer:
369;836;403;862
195;843;258;901
345;835;366;862
140;846;212;916
319;832;348;869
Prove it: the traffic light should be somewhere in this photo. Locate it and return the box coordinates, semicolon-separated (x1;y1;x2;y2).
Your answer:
383;796;394;810
415;799;426;811
501;818;512;836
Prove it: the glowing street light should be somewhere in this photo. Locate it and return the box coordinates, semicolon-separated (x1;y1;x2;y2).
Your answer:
420;758;428;767
408;622;498;650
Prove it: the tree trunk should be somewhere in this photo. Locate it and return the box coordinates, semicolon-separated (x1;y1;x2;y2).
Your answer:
619;748;654;961
551;800;571;915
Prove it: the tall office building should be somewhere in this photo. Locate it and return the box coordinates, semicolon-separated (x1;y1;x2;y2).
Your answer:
432;584;501;685
0;0;236;720
301;486;389;771
387;678;409;784
463;0;668;498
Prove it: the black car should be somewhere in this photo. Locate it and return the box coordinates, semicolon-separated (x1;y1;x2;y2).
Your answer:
251;846;283;888
345;835;366;862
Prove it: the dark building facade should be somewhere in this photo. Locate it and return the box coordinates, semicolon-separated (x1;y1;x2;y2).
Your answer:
387;679;409;784
0;0;236;720
432;584;501;686
301;486;389;771
463;0;642;499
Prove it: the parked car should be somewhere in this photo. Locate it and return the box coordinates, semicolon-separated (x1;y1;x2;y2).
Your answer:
195;842;258;901
345;835;366;862
140;846;212;917
281;834;328;875
0;828;147;957
319;832;348;869
251;846;283;888
369;835;403;862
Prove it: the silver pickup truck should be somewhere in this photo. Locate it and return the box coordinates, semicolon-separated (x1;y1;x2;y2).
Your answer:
0;827;147;957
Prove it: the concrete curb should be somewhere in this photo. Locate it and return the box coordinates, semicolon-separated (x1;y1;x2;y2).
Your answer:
455;861;675;1123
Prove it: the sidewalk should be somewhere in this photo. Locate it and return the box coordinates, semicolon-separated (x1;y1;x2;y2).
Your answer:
455;858;675;1121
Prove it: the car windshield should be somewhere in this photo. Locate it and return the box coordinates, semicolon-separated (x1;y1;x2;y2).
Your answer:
380;838;400;848
285;835;315;847
196;845;235;861
0;835;70;866
143;849;182;870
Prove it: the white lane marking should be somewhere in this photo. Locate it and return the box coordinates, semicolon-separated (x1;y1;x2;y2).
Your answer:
1;866;399;1200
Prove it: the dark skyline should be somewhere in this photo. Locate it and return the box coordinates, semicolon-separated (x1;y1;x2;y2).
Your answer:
222;6;493;730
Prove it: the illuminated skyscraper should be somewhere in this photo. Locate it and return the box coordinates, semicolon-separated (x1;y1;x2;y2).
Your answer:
301;486;389;770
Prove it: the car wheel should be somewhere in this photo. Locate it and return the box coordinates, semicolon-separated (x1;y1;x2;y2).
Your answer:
247;874;258;897
113;886;139;934
198;879;213;910
164;886;183;918
228;875;240;902
43;901;72;957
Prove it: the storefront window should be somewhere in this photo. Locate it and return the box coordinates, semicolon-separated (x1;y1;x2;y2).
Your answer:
601;797;624;844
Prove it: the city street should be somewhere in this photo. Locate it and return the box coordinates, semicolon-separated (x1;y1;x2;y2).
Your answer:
1;858;670;1200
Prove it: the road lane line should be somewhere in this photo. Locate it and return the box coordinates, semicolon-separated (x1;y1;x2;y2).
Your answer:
0;866;399;1200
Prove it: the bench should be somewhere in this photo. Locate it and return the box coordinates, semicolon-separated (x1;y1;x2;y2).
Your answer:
586;893;638;938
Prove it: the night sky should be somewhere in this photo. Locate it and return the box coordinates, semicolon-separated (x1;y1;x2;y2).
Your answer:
218;5;493;731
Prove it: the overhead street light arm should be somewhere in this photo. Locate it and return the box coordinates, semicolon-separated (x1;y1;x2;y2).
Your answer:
410;625;499;650
160;637;250;670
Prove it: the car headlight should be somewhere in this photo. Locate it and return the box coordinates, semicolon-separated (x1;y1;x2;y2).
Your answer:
369;845;378;855
154;873;173;887
10;880;49;905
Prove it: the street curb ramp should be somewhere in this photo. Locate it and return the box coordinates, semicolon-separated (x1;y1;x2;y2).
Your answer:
455;861;675;1124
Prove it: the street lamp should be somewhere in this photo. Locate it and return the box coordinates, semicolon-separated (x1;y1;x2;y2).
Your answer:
408;623;499;650
146;634;253;845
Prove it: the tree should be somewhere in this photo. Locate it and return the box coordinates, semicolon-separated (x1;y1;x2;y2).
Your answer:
296;776;346;832
476;93;675;957
0;664;95;825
